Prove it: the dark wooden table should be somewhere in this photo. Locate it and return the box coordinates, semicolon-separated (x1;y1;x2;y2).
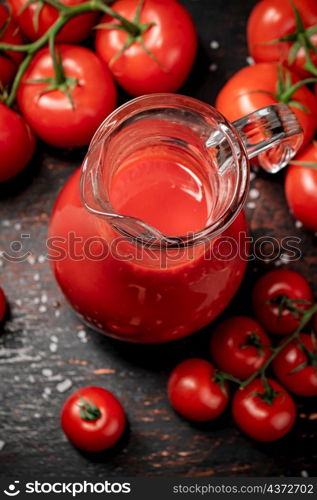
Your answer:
0;0;316;478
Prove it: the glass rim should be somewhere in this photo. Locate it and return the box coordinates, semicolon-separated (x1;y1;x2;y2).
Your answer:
81;93;250;248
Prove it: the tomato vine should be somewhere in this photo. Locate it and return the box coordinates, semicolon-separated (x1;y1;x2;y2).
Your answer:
0;0;154;106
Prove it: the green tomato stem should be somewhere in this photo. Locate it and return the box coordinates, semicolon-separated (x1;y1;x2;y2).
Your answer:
0;0;142;107
240;302;317;388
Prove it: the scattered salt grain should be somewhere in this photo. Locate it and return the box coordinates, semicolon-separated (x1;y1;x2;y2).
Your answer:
210;40;219;49
28;375;35;383
39;305;47;313
33;273;40;281
55;310;61;318
0;440;5;451
249;188;260;200
49;343;58;353
77;330;86;339
34;413;41;419
15;299;22;307
38;255;46;264
246;56;254;65
27;255;36;265
301;470;309;478
50;335;58;343
295;220;303;228
42;368;53;377
14;223;21;231
43;387;51;396
250;171;256;181
41;293;48;304
2;220;10;227
56;379;72;393
247;202;256;209
209;63;218;72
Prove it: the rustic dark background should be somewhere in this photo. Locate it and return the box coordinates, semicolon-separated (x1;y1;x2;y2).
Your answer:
0;0;316;478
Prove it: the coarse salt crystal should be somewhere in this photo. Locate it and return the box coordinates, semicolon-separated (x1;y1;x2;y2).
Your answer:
249;188;260;200
210;40;219;49
56;379;72;393
50;343;58;353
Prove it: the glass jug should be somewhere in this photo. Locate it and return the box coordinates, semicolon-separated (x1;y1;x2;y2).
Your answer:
48;94;302;343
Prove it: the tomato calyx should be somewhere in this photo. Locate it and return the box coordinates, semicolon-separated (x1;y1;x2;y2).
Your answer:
250;376;281;406
78;397;101;421
248;66;317;113
26;42;78;107
96;0;162;69
290;333;317;374
271;3;317;77
274;66;317;112
267;293;310;320
240;332;270;356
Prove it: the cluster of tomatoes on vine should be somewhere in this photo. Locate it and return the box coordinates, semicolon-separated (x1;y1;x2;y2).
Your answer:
39;269;317;452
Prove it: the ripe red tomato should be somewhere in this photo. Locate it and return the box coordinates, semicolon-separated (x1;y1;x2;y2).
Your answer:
17;45;117;147
61;386;126;452
0;103;35;182
9;0;97;43
285;142;317;231
0;4;24;87
210;316;272;380
0;287;7;322
247;0;317;78
95;0;197;96
167;358;229;422
273;333;317;397
252;270;313;336
216;63;317;150
232;378;296;442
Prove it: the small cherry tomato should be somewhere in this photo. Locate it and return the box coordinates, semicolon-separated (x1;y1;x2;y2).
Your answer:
285;142;317;231
216;63;317;151
0;287;7;322
61;386;126;452
95;0;197;96
167;358;229;422
232;378;296;442
0;103;35;182
210;316;272;380
17;45;117;148
273;333;317;397
252;270;313;336
0;4;24;87
247;0;317;78
9;0;98;43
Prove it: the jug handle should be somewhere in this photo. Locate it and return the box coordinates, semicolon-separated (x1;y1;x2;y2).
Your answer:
232;104;303;174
